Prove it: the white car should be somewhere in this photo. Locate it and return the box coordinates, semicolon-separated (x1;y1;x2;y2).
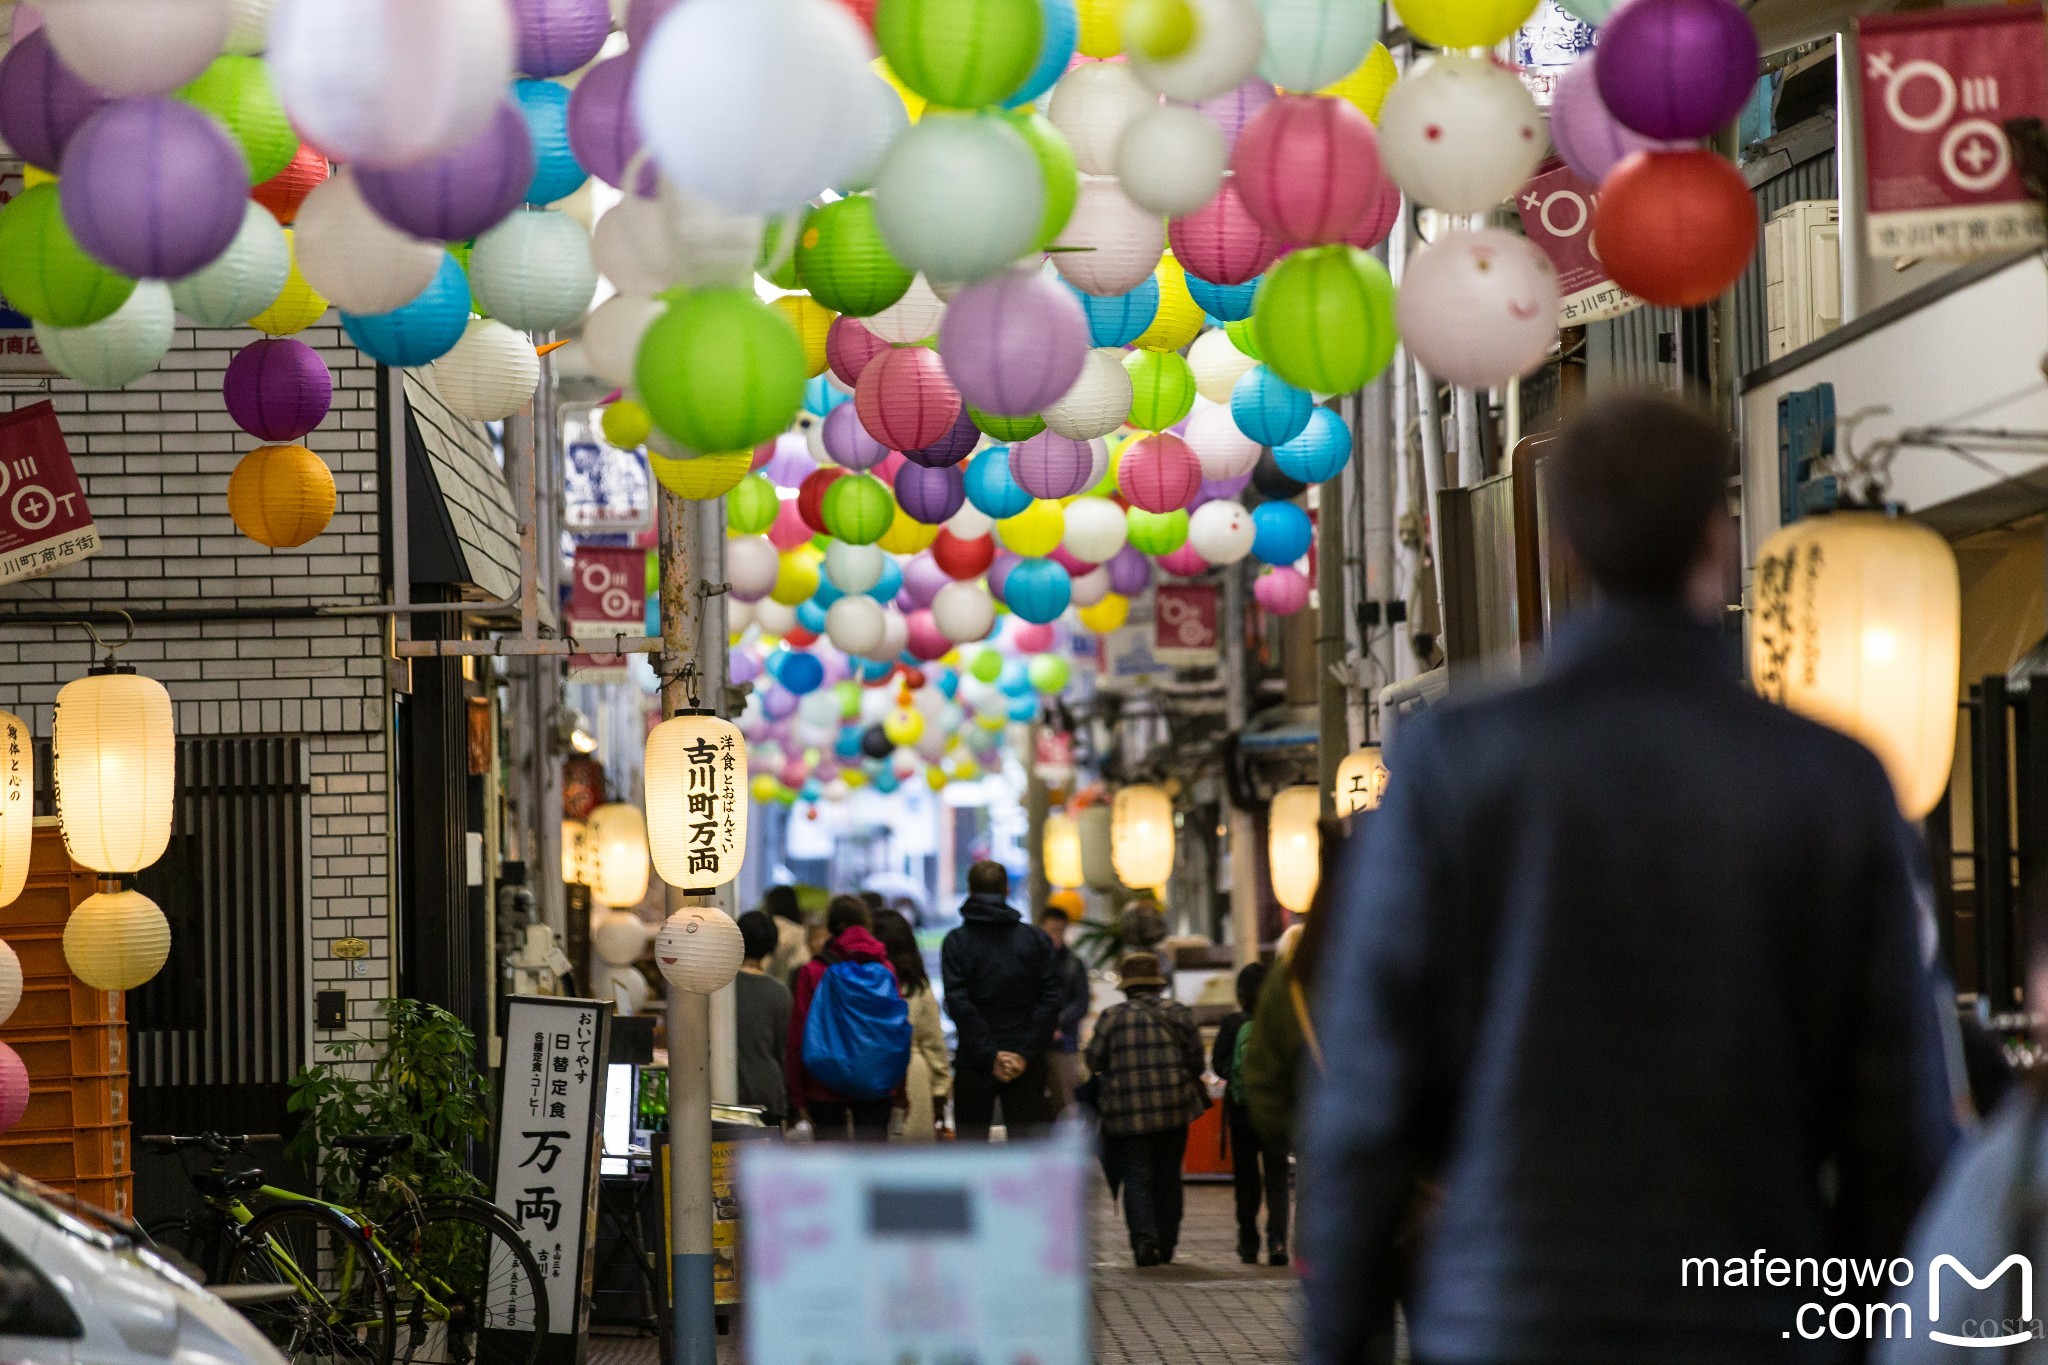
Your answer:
0;1170;286;1365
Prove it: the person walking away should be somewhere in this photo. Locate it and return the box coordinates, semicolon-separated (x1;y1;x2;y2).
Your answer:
732;911;791;1128
1041;902;1092;1118
872;908;951;1141
1087;952;1208;1267
762;884;810;987
787;896;910;1142
941;861;1063;1140
1215;961;1290;1265
1301;395;1956;1364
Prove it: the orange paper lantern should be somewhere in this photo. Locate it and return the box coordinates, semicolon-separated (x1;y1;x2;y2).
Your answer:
228;443;336;548
1593;149;1756;309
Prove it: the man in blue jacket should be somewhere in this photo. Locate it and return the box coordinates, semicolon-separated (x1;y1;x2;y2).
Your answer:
1301;396;1957;1364
943;860;1065;1140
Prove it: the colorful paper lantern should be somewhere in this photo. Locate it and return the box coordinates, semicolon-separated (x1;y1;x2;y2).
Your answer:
875;98;1044;291
228;444;336;548
566;54;650;194
878;506;943;553
1191;76;1277;147
1185;270;1260;321
1043;346;1133;440
876;0;1042;108
903;408;982;469
469;207;597;332
0;183;135;328
1252;244;1397;394
1071;275;1160;348
1182;404;1257;481
1114;104;1226;219
1131;256;1204;352
652;450;753;500
1320;43;1398;122
1011;430;1098;499
997;499;1066;557
855;344;962;452
938;267;1091;416
1062;495;1129;562
253;143;330;226
0;29;110;171
1124;350;1197;431
1595;0;1758;140
823;472;897;545
581;294;663;389
1231;363;1313;445
1398;229;1561;388
40;0;233;96
59;97;248;281
224;338;332;442
1118;433;1201;512
247;230;329;336
1377;54;1543;214
653;907;747;995
1007;0;1080;108
728;477;781;537
1127;0;1262;101
772;295;838;381
822;400;891;471
1187;498;1255;562
34;280;172;389
1268;785;1322;912
1005;557;1073;623
355;98;535;243
729;536;782;602
432;318;541;421
1259;0;1378;92
1273;405;1352;483
0;714;27;916
1251;500;1312;565
827;313;891;387
896;461;968;523
1110;784;1174;887
1396;0;1538;49
52;667;174;880
179;54;296;183
0;1043;23;1131
1189;328;1257;403
798;194;915;318
64;889;172;991
513;78;587;207
1053;180;1164;302
1548;57;1681;185
340;251;469;366
933;528;998;579
1255;564;1311;614
510;0;613;78
964;446;1035;519
169;202;289;327
1168;182;1280;286
294;168;446;315
1048;60;1154;176
1232;93;1384;245
1593;150;1756;308
639;288;808;455
1009;109;1080;250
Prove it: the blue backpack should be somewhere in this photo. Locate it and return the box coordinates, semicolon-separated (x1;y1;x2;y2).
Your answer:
801;960;912;1099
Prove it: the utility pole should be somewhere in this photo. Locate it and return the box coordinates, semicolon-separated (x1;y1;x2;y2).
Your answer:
1223;562;1258;968
1315;420;1348;818
696;498;737;1108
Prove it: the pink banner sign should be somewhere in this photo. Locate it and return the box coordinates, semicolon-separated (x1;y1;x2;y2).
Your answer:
1515;159;1641;325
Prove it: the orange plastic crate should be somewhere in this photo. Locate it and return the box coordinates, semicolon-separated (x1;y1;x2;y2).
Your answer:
4;933;66;980
11;979;121;1030
9;1026;125;1080
16;1076;126;1132
48;1175;131;1218
0;881;77;934
0;1123;129;1181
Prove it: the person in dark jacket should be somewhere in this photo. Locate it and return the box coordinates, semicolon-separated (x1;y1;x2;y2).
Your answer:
1214;960;1289;1265
1087;952;1208;1266
1301;396;1957;1365
733;910;791;1127
941;860;1064;1140
787;895;901;1142
1041;903;1092;1117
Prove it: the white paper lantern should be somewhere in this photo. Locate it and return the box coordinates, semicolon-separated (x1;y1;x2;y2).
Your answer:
825;541;885;594
872;608;909;663
1398;230;1559;388
1334;744;1388;815
269;0;514;168
39;0;233;95
581;294;664;389
1050;178;1164;297
64;889;171;990
647;711;749;888
1186;400;1262;477
838;69;912;196
561;817;594;885
1188;498;1255;563
875;115;1045;286
586;802;650;908
430;318;540;421
949;503;996;540
826;595;888;655
932;581;996;643
632;0;881;215
1049;62;1158;177
170;203;290;327
0;942;20;1027
593;909;651;966
866;276;947;347
1268;784;1321;913
294;169;444;315
1257;0;1379;92
470;208;599;333
728;535;780;602
0;713;28;914
54;670;175;876
1128;0;1264;101
1111;784;1174;889
729;599;758;635
226;0;277;55
593;193;686;296
754;597;799;636
1378;54;1544;214
1070;565;1111;607
1116;105;1228;217
34;282;173;390
657;183;765;290
1044;347;1134;440
1190;328;1257;403
601;963;654;1010
1061;495;1128;563
655;905;746;994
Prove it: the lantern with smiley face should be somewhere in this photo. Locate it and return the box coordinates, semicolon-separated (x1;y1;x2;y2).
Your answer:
1396;229;1559;388
1377;54;1544;214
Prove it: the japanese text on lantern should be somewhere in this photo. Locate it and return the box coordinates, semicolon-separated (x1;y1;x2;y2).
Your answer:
684;733;724;878
1751;539;1826;703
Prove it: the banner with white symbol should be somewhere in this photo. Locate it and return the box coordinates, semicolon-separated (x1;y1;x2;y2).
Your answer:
1514;160;1642;326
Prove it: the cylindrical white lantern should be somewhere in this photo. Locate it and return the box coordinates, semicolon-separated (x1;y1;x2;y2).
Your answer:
654;905;746;994
1334;745;1388;816
1268;785;1322;913
0;941;21;1026
593;908;651;966
1044;812;1085;889
431;318;540;422
1111;784;1175;889
293;168;445;316
54;669;175;875
469;208;599;334
64;887;172;990
645;712;749;890
0;713;31;914
34;281;174;391
560;817;591;886
587;802;651;908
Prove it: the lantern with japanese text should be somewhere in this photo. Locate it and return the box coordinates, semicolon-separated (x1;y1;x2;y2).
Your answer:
0;713;30;910
646;712;750;890
587;802;651;908
1333;745;1387;816
1043;811;1085;888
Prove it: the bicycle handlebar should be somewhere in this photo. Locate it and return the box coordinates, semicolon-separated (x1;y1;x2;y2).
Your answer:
140;1132;282;1157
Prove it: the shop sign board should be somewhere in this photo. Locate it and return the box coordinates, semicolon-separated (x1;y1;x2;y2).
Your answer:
1858;7;2048;257
1515;0;1596;106
1154;583;1219;665
567;547;647;635
562;409;654;536
1515;160;1642;326
0;163;55;378
0;401;99;583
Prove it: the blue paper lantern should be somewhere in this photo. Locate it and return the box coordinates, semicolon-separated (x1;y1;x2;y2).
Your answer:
1231;365;1313;447
874;769;901;793
867;556;904;603
513;79;588;207
1007;694;1040;721
805;373;851;416
778;649;826;694
1272;407;1352;484
341;252;471;366
1005;558;1072;624
999;658;1033;694
796;600;829;634
964;447;1033;519
937;668;959;698
836;726;864;760
1068;276;1158;348
1190;274;1260;322
1251;501;1313;567
854;656;895;681
1006;0;1079;108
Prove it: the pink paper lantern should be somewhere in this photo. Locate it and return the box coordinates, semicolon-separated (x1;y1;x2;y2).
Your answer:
1255;565;1311;615
827;314;888;388
1012;622;1056;653
1346;174;1402;251
1168;182;1280;286
1160;542;1210;576
1117;433;1202;513
768;498;814;551
856;346;962;454
0;1043;26;1133
750;439;776;471
1232;94;1384;246
905;609;951;660
1050;545;1097;575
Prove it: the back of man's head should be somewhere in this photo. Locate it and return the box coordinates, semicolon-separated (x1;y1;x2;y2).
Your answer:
967;860;1009;897
1551;395;1728;602
737;910;778;963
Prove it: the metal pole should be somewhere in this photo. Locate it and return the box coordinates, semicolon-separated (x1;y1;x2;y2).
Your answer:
696;498;738;1108
1835;25;1872;325
1222;563;1259;968
1314;439;1347;819
1359;377;1396;734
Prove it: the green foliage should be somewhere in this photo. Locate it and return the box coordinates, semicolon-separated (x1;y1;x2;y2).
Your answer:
287;999;491;1213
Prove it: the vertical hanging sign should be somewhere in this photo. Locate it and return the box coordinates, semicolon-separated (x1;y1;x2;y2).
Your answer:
1514;160;1641;325
0;401;99;582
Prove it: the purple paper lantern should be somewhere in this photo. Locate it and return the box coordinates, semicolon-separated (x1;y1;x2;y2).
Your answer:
355;100;535;242
627;0;678;45
1549;59;1683;184
568;55;655;195
1107;545;1153;596
61;98;250;280
1202;471;1253;501
901;408;980;470
1011;430;1095;500
0;30;109;172
223;339;333;443
823;400;891;471
764;431;817;488
731;649;763;685
1594;0;1759;141
937;268;1091;417
901;553;952;609
987;550;1022;601
896;462;967;524
1193;77;1278;148
511;0;613;78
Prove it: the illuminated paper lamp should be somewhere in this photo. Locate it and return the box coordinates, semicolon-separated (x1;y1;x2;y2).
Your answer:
469;208;598;333
587;801;651;907
1112;784;1174;888
1377;54;1543;215
0;30;111;171
53;669;175;875
179;54;297;183
1043;346;1133;441
655;906;747;994
1398;229;1560;389
354;99;535;243
646;712;749;888
0;183;136;328
561;817;593;885
1043;811;1085;888
39;0;233;96
1334;745;1387;816
1268;785;1321;912
65;888;171;990
1048;61;1155;176
293;169;446;316
0;715;29;913
1050;177;1163;297
1079;803;1118;888
593;909;650;966
171;202;290;328
58;96;249;281
1750;511;1960;819
431;319;541;422
34;281;173;390
228;444;337;548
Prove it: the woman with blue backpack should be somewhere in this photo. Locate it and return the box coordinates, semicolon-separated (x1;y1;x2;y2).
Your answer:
785;895;914;1142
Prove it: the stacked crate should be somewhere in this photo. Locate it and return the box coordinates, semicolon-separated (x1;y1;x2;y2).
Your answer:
0;821;130;1215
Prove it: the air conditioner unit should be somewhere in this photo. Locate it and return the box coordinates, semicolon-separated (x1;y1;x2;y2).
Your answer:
1764;200;1842;359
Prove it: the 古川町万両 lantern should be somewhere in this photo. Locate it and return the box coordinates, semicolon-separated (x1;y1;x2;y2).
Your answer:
646;712;749;890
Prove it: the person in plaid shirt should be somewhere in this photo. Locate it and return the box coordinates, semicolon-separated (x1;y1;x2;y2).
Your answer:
1086;951;1209;1266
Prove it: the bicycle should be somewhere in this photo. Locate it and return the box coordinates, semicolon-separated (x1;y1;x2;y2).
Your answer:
144;1132;549;1365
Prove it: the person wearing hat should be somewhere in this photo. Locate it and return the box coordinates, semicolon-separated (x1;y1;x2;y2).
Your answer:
1085;951;1209;1267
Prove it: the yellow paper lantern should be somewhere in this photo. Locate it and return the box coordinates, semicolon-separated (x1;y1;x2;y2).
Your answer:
1333;745;1388;816
561;818;592;886
1077;0;1125;56
0;712;31;910
1077;592;1129;634
53;670;175;875
651;451;752;501
22;165;55;191
587;802;651;908
1111;783;1174;889
1123;0;1195;58
771;546;823;605
877;505;942;554
750;774;782;802
247;229;329;336
772;294;837;378
602;399;653;449
646;712;749;891
1268;785;1322;913
1318;43;1398;122
883;706;925;747
1750;510;1961;819
1043;811;1085;888
1398;0;1538;49
228;443;336;549
1131;255;1203;352
64;888;171;991
997;500;1065;557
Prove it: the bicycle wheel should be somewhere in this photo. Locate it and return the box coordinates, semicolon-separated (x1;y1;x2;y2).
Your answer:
144;1213;221;1284
385;1198;548;1365
225;1204;395;1365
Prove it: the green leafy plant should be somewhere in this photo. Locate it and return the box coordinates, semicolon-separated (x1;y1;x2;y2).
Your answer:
287;999;492;1213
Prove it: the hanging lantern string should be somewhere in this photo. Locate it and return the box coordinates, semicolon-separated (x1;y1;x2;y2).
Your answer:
28;609;137;670
1834;406;1901;504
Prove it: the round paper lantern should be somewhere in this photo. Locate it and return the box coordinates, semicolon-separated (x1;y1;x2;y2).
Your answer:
1160;542;1208;575
1397;0;1537;49
59;98;249;282
433;318;541;421
729;477;781;537
1189;328;1257;403
1116;104;1227;218
868;275;948;345
1192;76;1276;148
40;0;233;96
1231;363;1312;444
248;230;328;336
341;252;469;365
469;207;598;332
1596;0;1758;140
1258;0;1378;92
1124;350;1197;431
0;184;134;327
1321;43;1398;122
64;890;172;991
224;337;331;442
511;0;612;78
1128;0;1262;101
268;0;515;168
855;345;961;452
1252;244;1396;393
1028;654;1073;696
604;400;654;450
512;78;587;206
1110;784;1173;887
1398;228;1560;388
1232;94;1383;245
896;461;968;523
823;473;896;545
582;294;664;389
823;542;884;595
1188;497;1254;563
998;499;1065;557
1131;255;1204;351
1346;173;1401;251
1062;495;1129;562
254;143;329;226
566;55;651;194
639;288;807;455
34;280;172;389
1334;744;1389;815
964;446;1034;519
179;55;295;183
1378;54;1543;214
1005;558;1073;623
1008;0;1080;107
1594;150;1756;308
1048;62;1155;177
938;267;1090;417
799;195;915;318
587;802;651;908
773;547;824;605
229;443;336;548
826;594;890;655
1251;499;1311;565
1273;405;1351;483
822;400;890;471
594;909;651;966
903;408;982;469
934;527;997;578
876;0;1041;109
1268;785;1322;912
169;202;289;327
1225;314;1263;360
827;314;891;388
654;906;747;994
1009;109;1080;250
1255;564;1311;614
1072;275;1160;348
774;294;838;379
1076;592;1129;632
797;468;846;534
968;407;1044;444
355;98;534;243
1118;433;1201;512
0;30;110;172
1549;57;1681;185
1185;401;1261;479
1252;449;1307;503
1186;270;1259;320
730;536;781;601
1051;178;1164;297
1012;430;1097;499
294;169;445;315
653;450;754;501
1043;347;1133;440
634;0;882;214
1169;182;1279;286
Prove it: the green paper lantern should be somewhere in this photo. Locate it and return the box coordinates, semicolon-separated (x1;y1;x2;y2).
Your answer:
727;474;780;535
822;473;896;547
1009;112;1078;251
758;211;805;292
1124;349;1197;432
969;406;1045;442
1126;506;1189;555
1252;244;1397;395
635;288;806;457
1225;315;1262;360
969;647;1004;682
0;185;135;328
796;196;913;318
876;0;1043;109
180;55;295;183
1028;652;1071;693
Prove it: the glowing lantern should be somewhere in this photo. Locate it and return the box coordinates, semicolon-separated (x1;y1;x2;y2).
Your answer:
646;713;749;889
1268;785;1322;912
1334;745;1388;816
1044;811;1085;888
54;664;175;889
64;888;172;991
1079;803;1119;889
561;817;593;885
587;802;651;908
0;714;30;911
0;947;19;1029
655;906;747;994
1112;784;1174;889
